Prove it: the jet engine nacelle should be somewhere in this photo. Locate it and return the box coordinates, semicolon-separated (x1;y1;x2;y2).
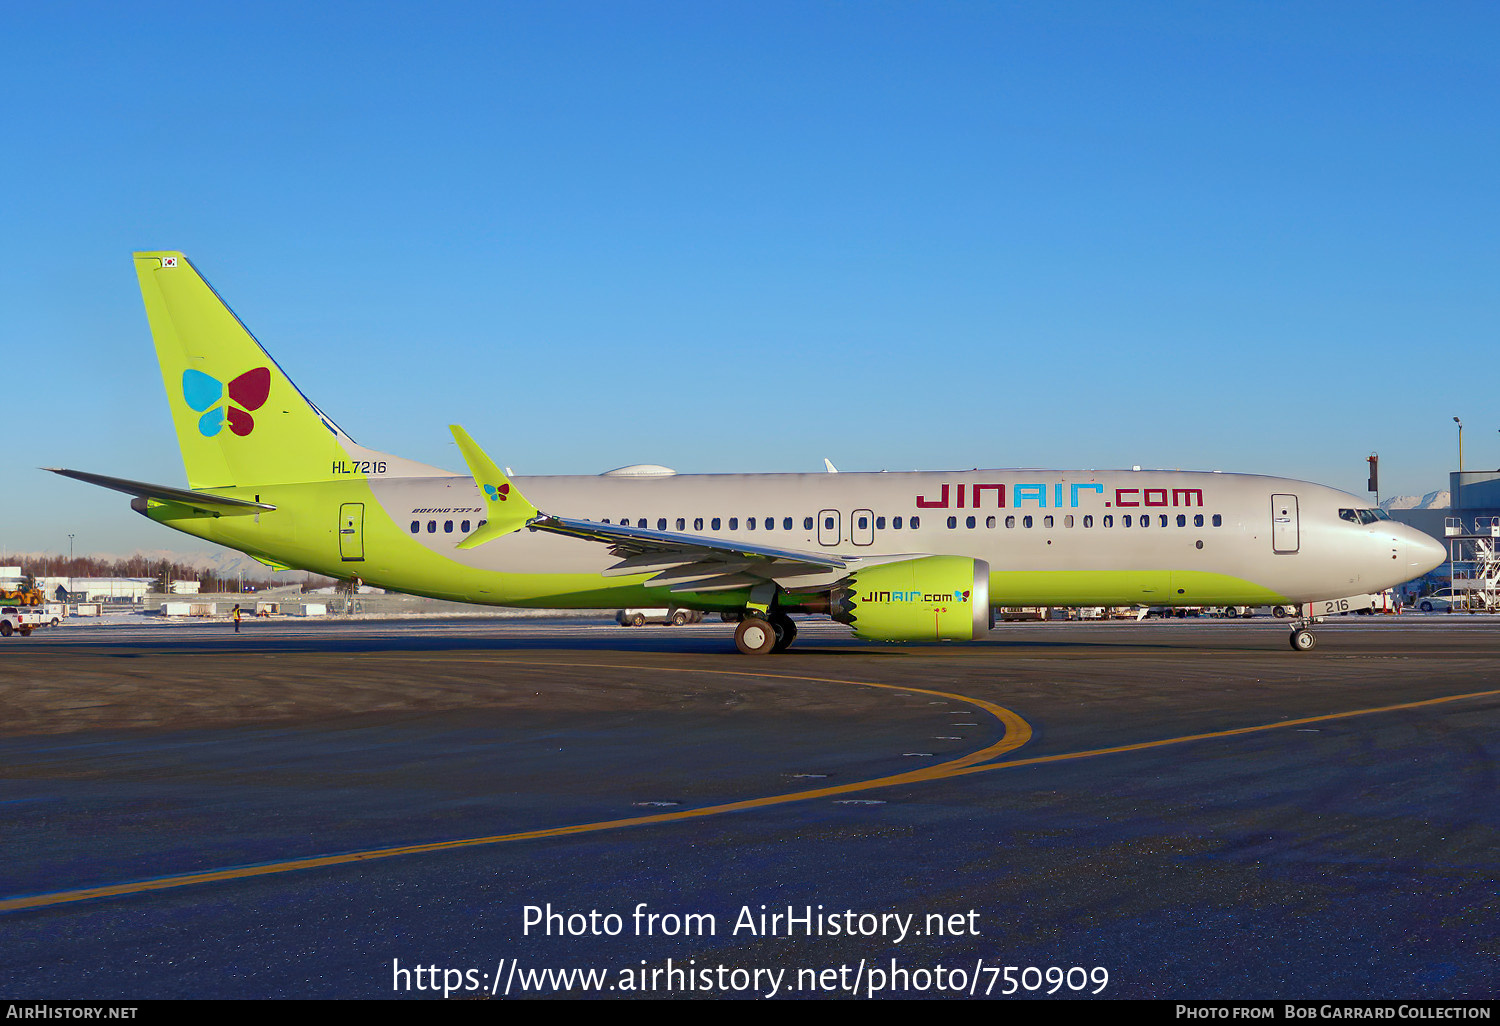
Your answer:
830;556;992;642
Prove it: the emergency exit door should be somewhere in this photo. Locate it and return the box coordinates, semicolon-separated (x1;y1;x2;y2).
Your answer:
1271;494;1299;554
340;503;366;562
851;508;875;546
817;509;841;546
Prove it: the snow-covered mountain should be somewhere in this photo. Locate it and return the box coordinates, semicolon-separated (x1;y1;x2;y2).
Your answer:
1380;491;1449;511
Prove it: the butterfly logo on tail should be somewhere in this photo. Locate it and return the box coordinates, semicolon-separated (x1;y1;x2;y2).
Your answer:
182;368;270;437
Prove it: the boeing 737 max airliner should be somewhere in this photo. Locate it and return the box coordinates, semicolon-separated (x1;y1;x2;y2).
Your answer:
49;253;1446;653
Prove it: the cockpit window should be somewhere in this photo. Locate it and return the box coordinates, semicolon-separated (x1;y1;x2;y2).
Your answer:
1341;508;1382;525
1339;509;1359;523
1372;508;1391;520
1358;509;1379;525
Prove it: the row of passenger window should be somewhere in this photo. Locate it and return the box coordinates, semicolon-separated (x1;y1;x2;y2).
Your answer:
598;513;1225;532
602;516;902;532
411;519;486;534
412;512;1226;537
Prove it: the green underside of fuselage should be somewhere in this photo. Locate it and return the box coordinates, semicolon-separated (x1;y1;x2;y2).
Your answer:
150;501;1290;610
988;569;1290;607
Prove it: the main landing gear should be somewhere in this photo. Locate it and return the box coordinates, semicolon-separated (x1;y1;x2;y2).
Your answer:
734;612;797;655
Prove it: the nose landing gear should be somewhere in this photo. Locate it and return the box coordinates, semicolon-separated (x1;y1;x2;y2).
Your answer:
1286;603;1318;651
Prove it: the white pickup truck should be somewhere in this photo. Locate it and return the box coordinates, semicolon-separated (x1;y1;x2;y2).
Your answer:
1;605;49;637
616;608;704;626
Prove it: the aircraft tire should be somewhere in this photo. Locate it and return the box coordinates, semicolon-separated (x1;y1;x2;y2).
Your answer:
1289;629;1316;652
735;617;778;655
770;613;796;653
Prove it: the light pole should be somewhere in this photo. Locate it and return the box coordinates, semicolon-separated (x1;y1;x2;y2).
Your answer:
1453;417;1465;516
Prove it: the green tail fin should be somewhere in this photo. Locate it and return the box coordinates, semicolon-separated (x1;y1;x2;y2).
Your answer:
135;251;356;489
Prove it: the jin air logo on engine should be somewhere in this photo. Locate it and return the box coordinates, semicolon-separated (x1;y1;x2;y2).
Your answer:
860;590;969;604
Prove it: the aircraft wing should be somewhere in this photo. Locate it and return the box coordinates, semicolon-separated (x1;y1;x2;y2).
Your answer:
46;468;276;515
528;514;856;593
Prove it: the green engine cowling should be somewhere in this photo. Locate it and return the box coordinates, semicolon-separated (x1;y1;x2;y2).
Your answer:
830;556;992;642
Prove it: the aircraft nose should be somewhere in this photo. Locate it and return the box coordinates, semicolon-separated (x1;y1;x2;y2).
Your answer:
1406;529;1446;576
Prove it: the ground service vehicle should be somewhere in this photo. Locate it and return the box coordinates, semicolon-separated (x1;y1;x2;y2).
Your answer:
1417;588;1492;613
0;607;48;637
0;586;44;607
616;608;704;626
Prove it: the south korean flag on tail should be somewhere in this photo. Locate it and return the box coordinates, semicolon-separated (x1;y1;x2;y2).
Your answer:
161;256;178;268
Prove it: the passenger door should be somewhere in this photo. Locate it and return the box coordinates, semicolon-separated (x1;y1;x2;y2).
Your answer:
1271;494;1299;554
339;503;366;562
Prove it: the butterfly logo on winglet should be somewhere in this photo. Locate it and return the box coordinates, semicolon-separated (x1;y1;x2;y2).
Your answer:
182;368;270;437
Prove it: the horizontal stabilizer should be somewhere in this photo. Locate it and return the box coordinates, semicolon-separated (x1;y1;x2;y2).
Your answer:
46;468;276;515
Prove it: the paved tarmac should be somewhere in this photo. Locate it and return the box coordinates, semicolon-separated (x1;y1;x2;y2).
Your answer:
0;614;1496;999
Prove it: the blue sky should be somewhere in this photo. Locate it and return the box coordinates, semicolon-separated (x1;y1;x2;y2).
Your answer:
3;1;1495;556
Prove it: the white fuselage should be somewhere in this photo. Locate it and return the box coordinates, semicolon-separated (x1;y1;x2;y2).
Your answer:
354;467;1442;607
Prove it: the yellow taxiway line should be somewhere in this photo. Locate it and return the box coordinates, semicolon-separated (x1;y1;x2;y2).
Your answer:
0;662;1027;912
3;659;1496;913
946;686;1500;780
